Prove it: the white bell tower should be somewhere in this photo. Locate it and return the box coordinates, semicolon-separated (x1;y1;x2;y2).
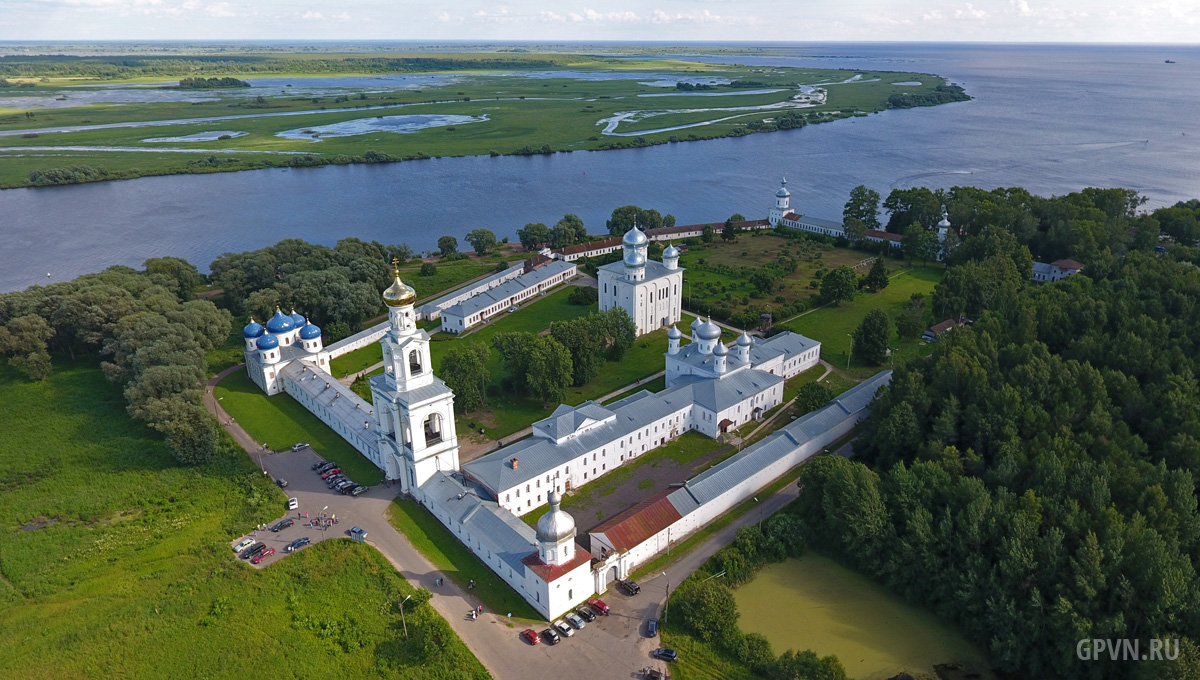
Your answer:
769;176;791;225
371;261;459;492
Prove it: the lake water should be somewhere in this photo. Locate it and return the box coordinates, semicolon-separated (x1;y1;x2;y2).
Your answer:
2;43;1199;292
734;554;990;680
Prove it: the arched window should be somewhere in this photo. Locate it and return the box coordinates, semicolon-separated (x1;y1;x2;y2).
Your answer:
409;349;423;375
424;412;442;444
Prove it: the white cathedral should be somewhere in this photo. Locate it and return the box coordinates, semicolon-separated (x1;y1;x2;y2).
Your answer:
240;227;823;620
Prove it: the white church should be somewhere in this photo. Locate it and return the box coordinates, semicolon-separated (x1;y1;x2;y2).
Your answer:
240;225;887;621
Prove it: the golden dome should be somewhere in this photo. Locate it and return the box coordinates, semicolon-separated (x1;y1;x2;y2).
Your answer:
382;262;416;307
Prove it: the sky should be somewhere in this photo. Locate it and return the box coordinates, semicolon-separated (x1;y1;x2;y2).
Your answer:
2;0;1199;43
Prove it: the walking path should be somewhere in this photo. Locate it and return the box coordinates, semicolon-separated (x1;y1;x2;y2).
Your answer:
741;360;834;444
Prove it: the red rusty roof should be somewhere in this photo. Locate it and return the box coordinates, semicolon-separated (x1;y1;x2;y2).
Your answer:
559;237;622;256
589;488;682;552
1050;259;1084;271
928;318;960;335
521;543;592;582
865;229;903;242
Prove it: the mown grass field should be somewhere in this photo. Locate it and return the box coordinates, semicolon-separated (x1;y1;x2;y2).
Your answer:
0;59;956;188
214;368;384;486
0;361;484;680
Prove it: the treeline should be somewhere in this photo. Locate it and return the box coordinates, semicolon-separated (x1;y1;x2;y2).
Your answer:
176;77;250;89
887;83;971;108
795;246;1200;678
0;258;231;464
669;516;850;679
0;77;34;88
0;55;564;80
27;165;109;186
209;238;413;340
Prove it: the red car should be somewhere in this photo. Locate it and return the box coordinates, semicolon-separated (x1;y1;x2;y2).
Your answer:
521;629;541;645
320;468;341;479
588;597;610;615
251;547;276;564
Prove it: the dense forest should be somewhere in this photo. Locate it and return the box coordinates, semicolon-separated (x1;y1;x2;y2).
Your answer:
887;83;971;108
176;76;250;89
792;189;1200;677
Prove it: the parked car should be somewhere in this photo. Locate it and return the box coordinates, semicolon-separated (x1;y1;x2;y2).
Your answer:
521;629;541;645
291;442;309;451
316;462;338;474
564;612;586;629
286;537;311;552
645;669;665;680
275;477;289;488
287;497;299;510
653;648;679;662
335;480;356;492
325;475;347;487
349;527;367;542
233;538;255;553
619;579;641;596
647;617;658;637
542;628;560;645
588;597;610;615
553;620;574;637
350;485;369;496
311;461;328;471
320;468;342;480
251;547;275;564
243;543;267;559
271;519;294;532
575;606;596;623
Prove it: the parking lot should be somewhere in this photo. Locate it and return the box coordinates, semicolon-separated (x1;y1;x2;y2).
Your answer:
228;445;377;568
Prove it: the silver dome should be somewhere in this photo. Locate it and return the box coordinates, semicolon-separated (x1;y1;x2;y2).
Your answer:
536;491;576;543
697;318;722;341
663;244;680;259
713;342;728;356
938;216;952;228
691;317;702;331
624;249;646;268
737;332;752;346
623;226;649;247
776;177;790;198
667;325;682;339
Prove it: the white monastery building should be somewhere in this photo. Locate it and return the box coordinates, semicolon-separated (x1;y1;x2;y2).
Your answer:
242;227;887;620
597;225;684;337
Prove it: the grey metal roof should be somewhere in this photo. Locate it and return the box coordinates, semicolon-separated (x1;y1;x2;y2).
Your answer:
420;471;536;575
665;370;783;413
667;370;892;517
539;402;616;441
671;342;750;373
785;213;845;231
748;331;819;366
598;258;681;282
418;262;524;316
367;373;455;406
445;260;575;319
1032;262;1054;275
324;319;389;356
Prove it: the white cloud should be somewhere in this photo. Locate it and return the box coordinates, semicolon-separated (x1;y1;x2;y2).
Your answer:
1012;0;1033;16
301;10;323;20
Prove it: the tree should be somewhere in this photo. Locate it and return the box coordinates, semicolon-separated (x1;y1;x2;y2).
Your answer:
492;332;534;394
567;286;598;306
664;214;677;228
597;308;637;360
883;187;942;232
464;229;497;256
749;269;777;295
729;213;746;223
440;342;490;411
159;401;219;465
895;293;926;339
526;335;573;407
673;577;740;643
144;256;204;298
702;224;715;243
853;309;892;366
417;261;437;277
863;258;889;292
819;266;857;305
551;317;605;386
795;381;834;415
437;235;458;257
902;224;941;266
517;222;552;251
551;214;586;248
0;314;55;381
606;205;642;236
844;184;882;230
843;216;867;242
722;218;741;243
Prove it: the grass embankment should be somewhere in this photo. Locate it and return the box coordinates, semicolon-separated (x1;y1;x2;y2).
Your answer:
214;368;384;486
0;61;956;188
387;497;541;623
0;361;485;680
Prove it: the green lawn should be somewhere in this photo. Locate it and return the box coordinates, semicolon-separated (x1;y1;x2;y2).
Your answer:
213;368;384;486
783;266;943;370
387;497;541;623
0;361;484;680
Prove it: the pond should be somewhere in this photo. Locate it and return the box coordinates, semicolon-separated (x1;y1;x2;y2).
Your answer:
733;553;991;680
275;114;487;140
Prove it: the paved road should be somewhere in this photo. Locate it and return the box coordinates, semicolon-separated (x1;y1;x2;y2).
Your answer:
204;365;823;679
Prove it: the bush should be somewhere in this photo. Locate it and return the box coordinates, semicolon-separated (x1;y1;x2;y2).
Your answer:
419;262;438;277
567;286;598;306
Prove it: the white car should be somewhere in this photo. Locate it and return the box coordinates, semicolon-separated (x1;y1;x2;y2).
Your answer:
233;538;255;552
565;612;586;629
553;620;575;637
287;497;299;510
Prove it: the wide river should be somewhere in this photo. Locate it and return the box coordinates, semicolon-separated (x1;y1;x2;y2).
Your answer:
2;43;1198;292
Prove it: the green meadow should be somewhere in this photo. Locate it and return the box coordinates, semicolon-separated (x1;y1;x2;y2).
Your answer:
0;361;484;680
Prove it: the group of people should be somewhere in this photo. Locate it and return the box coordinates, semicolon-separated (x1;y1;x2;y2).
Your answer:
432;576;484;621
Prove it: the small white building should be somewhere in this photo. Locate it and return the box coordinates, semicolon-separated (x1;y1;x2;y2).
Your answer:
417;262;525;321
597;226;685;337
440;259;577;334
1032;259;1083;282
